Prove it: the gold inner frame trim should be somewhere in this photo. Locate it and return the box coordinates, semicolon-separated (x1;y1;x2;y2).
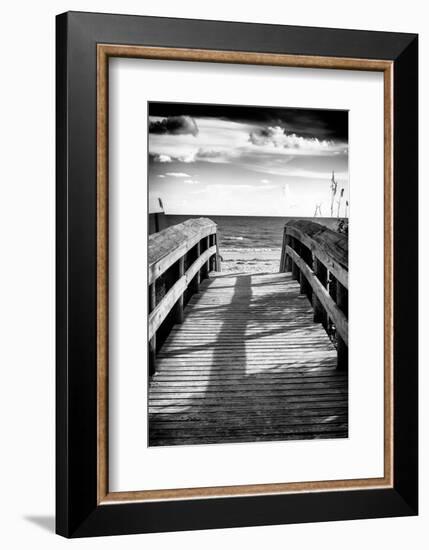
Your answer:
96;44;394;504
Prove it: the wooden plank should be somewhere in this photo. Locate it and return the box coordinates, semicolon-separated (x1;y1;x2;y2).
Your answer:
154;379;342;386
150;417;348;432
149;402;347;412
149;396;347;407
157;353;336;358
153;371;344;379
157;353;337;360
155;371;338;377
150;400;346;409
152;378;344;390
150;433;348;445
150;408;348;418
150;389;347;400
150;423;348;438
152;372;346;381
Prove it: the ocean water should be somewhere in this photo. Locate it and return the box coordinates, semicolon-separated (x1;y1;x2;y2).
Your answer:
164;215;343;250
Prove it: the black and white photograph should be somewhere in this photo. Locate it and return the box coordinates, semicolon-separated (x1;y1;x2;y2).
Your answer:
148;101;349;446
0;1;421;544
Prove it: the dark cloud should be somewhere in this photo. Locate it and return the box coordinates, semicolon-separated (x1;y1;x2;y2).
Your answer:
248;126;343;153
149;115;198;136
149;102;348;141
249;127;281;146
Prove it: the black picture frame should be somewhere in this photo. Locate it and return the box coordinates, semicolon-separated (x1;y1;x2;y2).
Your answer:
56;11;418;538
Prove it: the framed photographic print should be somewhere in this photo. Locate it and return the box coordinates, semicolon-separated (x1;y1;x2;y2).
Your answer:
56;11;418;537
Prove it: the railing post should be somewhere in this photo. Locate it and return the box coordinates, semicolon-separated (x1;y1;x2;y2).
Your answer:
336;280;348;315
328;273;337;303
280;228;287;272
192;241;201;293
335;280;348;370
204;236;210;278
215;233;221;271
291;238;300;281
313;258;328;328
149;282;156;376
284;233;293;272
175;256;185;324
209;234;215;272
336;336;348;370
278;221;349;371
299;267;311;296
299;245;312;298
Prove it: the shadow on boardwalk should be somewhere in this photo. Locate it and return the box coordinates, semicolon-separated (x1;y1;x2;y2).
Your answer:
149;271;348;446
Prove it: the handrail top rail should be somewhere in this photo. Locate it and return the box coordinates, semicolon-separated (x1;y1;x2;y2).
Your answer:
284;219;348;272
148;245;217;340
149;217;217;284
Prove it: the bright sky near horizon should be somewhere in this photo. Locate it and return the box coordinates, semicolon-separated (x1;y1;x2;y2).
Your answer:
148;103;349;217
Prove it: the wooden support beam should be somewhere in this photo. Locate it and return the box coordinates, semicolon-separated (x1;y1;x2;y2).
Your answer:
148;246;217;341
186;246;217;283
279;228;287;272
291;238;300;281
215;234;221;271
336;280;348;316
313;258;328;328
328;273;337;302
336;336;348;371
148;219;219;366
284;235;292;272
291;261;300;281
300;245;313;300
327;272;336;330
175;257;185;324
204;236;210;279
192;242;201;293
284;224;348;289
148;241;187;286
335;279;348;370
300;269;311;297
148;218;217;285
148;275;186;340
208;234;214;272
286;246;348;346
149;283;156;375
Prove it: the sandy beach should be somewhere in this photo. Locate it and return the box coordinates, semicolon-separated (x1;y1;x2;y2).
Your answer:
218;247;281;274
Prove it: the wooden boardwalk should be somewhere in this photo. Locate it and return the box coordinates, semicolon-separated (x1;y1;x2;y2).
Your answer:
149;271;348;446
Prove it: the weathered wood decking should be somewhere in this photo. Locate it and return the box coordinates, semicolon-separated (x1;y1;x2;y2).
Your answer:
148;271;348;446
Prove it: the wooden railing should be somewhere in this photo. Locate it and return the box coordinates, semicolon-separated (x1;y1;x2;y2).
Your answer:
148;217;220;374
280;219;348;369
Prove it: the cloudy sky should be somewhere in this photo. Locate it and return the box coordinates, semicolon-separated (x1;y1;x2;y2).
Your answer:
148;102;349;217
